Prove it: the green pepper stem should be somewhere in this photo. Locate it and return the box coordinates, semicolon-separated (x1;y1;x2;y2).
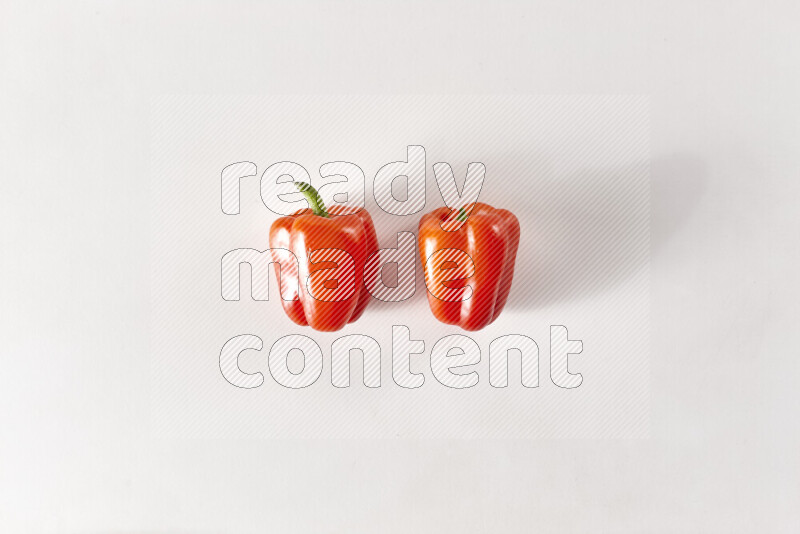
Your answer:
294;182;330;218
456;207;468;222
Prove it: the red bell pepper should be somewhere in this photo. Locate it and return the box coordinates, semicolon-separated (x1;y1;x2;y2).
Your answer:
418;202;520;331
269;183;378;331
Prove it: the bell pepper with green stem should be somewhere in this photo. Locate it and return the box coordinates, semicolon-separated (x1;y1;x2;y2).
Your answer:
418;202;520;331
269;182;378;331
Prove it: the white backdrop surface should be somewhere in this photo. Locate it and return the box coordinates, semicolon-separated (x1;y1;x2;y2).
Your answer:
151;94;650;439
1;1;799;532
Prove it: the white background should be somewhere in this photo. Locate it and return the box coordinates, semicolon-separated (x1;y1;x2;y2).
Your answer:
1;1;798;532
151;95;650;439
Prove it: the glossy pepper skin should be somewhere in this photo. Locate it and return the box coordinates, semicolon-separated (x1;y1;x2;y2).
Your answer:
269;184;378;332
418;202;520;331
